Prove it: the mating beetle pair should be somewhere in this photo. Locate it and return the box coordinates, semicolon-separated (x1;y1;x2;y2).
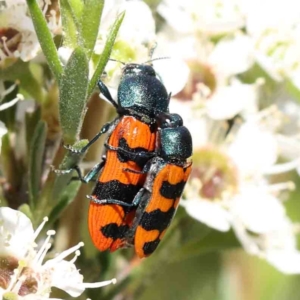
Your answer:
63;62;193;258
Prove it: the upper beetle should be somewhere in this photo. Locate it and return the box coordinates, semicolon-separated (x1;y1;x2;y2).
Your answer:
60;60;171;252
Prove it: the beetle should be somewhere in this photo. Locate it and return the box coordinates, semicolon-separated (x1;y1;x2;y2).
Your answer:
60;62;171;252
106;113;193;256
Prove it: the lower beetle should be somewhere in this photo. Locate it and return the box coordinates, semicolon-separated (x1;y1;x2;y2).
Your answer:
107;113;193;257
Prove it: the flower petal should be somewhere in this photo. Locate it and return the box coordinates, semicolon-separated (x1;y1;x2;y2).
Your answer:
231;189;286;234
266;251;300;274
45;260;85;297
0;207;34;258
181;199;231;231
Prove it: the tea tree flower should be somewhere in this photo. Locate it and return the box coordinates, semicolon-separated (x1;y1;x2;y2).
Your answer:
94;0;156;88
158;0;245;35
175;100;300;272
0;0;60;64
0;207;116;299
233;207;300;274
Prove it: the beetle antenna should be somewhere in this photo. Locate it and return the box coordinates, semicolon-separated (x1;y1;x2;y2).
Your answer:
148;42;157;60
143;57;170;65
109;58;126;65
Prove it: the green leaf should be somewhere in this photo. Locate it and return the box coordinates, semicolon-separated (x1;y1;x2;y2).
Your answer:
18;204;33;221
28;121;47;209
26;0;63;80
67;0;84;21
88;12;125;96
60;0;80;47
0;61;44;103
25;108;41;157
59;48;88;144
80;0;104;57
47;181;81;226
0;134;22;191
34;139;88;226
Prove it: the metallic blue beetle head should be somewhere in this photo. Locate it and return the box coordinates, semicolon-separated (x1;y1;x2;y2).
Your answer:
117;64;169;114
157;112;183;129
156;113;193;161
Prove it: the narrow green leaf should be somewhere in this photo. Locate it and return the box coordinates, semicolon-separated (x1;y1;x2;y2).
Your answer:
28;121;47;209
59;48;88;144
0;134;19;187
25;108;41;157
80;0;104;57
66;0;84;21
18;204;33;221
33;139;88;226
88;12;125;96
47;181;81;226
60;0;79;47
26;0;63;80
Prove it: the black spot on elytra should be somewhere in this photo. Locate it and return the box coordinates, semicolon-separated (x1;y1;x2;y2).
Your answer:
141;208;175;232
160;180;186;200
116;138;153;168
143;238;160;256
101;223;129;239
92;180;141;205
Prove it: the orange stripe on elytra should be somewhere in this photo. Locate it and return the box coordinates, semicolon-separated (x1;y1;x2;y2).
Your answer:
144;165;191;213
88;202;125;251
98;116;156;185
99;151;146;185
135;226;160;258
109;116;156;149
112;116;156;150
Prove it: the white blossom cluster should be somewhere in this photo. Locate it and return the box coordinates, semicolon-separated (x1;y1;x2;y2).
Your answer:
0;207;116;299
1;0;300;285
156;0;300;274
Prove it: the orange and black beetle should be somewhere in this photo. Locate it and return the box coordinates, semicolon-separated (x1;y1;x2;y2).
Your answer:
110;113;193;257
63;63;171;252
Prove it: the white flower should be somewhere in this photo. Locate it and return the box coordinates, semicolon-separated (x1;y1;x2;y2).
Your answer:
174;99;300;272
158;0;245;35
252;28;300;82
244;0;300;36
94;0;156;88
233;209;300;274
156;31;256;119
208;34;254;77
241;0;300;83
0;0;60;63
153;58;190;96
205;79;262;120
0;207;116;299
180;106;293;231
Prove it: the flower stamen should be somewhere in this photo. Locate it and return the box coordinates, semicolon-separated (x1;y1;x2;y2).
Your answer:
32;217;48;241
1;36;12;56
83;278;117;289
47;242;84;266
